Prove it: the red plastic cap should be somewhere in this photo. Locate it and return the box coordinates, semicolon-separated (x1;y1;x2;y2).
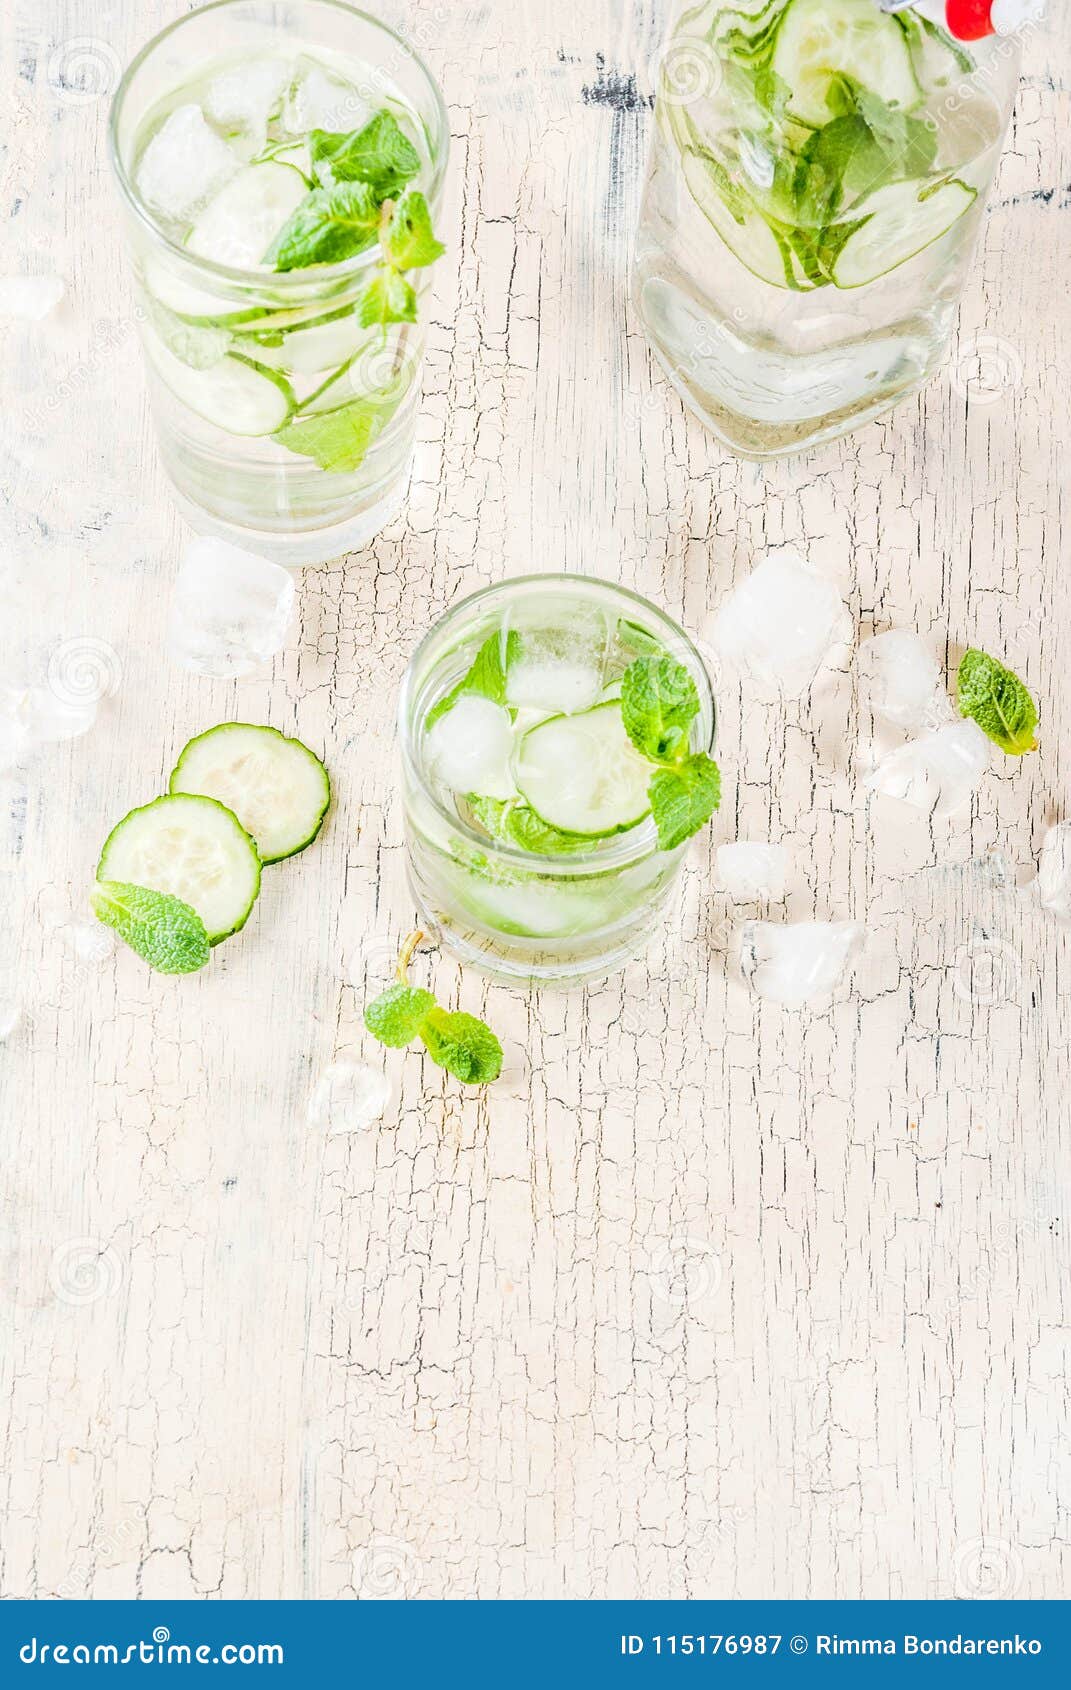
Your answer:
945;0;995;37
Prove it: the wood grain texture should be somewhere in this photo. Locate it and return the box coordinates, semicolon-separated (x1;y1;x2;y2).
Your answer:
1;0;1069;1601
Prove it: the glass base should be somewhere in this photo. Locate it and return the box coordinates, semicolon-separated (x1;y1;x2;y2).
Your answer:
165;457;413;568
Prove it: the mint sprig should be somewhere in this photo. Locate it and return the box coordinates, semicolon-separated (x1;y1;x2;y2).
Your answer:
956;649;1039;756
364;932;503;1086
268;180;382;270
425;630;521;730
619;653;720;850
273;387;404;472
92;880;210;975
310;113;420;197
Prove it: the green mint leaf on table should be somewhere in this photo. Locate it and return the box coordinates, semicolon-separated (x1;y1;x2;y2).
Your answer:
425;630;522;730
647;754;723;852
363;931;503;1087
621;654;700;764
273;390;402;471
310;113;421;197
269;180;381;270
358;265;417;328
956;649;1039;755
383;190;445;270
92;881;210;975
364;982;437;1047
419;1008;503;1086
467;795;590;856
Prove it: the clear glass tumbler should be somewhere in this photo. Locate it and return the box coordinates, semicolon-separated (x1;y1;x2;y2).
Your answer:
399;575;717;986
109;0;448;565
632;0;1022;457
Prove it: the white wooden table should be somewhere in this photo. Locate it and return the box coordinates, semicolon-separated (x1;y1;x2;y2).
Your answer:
1;0;1069;1601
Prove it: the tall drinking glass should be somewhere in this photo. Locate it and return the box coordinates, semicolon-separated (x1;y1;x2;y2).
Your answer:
632;0;1022;457
109;0;448;565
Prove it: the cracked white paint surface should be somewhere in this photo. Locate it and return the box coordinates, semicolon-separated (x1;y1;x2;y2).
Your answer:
1;0;1069;1601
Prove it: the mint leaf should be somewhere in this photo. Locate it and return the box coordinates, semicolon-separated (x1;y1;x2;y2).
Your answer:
310;112;421;196
956;649;1039;755
467;795;590;855
92;880;210;975
620;654;699;764
425;630;521;729
419;1007;503;1085
273;391;401;471
364;983;436;1047
647;754;722;851
383;190;444;270
357;264;417;329
269;181;381;270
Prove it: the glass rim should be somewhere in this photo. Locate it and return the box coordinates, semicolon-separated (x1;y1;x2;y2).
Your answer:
398;572;717;874
107;0;450;291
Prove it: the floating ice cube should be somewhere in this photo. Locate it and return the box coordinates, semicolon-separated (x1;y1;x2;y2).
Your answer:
426;695;515;800
506;655;603;716
0;685;98;770
308;1061;392;1134
741;920;863;1007
857;630;951;733
136;104;239;223
0;276;64;320
710;549;850;696
205;58;292;147
283;63;373;135
865;719;989;817
1037;822;1071;927
167;538;296;679
717;841;788;901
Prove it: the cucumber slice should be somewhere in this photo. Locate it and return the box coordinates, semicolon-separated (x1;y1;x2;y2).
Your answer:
169;723;330;864
681;148;806;291
187;162;310;270
772;0;922;129
512;702;653;839
249;308;375;376
145;338;294;435
97;794;261;945
829;177;976;288
143;258;336;333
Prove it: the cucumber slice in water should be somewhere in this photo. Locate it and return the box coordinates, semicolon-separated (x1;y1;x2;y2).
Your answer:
97;794;261;945
249;308;375;376
772;0;922;128
512;702;653;839
146;338;294;435
681;149;806;291
186;162;310;270
169;723;330;864
829;177;976;288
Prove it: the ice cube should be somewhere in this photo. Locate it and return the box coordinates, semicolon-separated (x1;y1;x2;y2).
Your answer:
425;695;515;800
167;538;296;679
865;719;989;817
308;1061;392;1134
136;104;238;223
0;685;97;770
710;548;850;696
283;63;372;135
1037;822;1071;927
0;275;64;320
741;920;863;1007
205;58;292;147
857;630;951;733
717;841;788;901
506;655;603;716
58;921;115;965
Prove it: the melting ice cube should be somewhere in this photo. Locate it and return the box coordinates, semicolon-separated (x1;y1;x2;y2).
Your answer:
857;630;951;733
741;920;863;1007
506;654;603;716
308;1061;392;1133
865;719;989;817
717;841;788;901
710;549;850;696
205;58;292;148
136;104;238;222
1037;822;1071;927
0;276;64;320
283;63;373;135
425;695;515;800
167;538;296;679
0;685;98;770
